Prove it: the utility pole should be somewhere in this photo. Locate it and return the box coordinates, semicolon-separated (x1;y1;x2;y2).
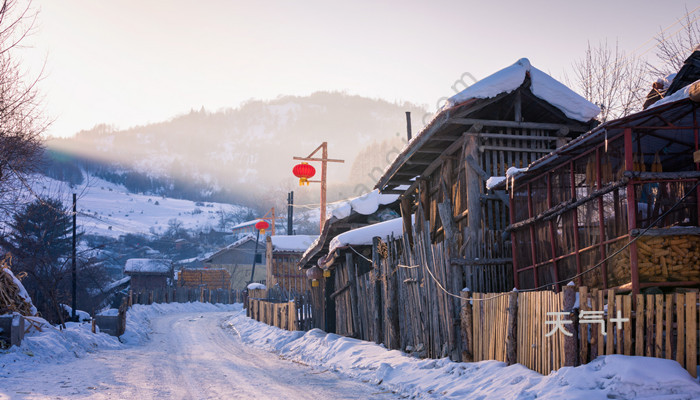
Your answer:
71;193;77;321
249;230;260;284
287;191;294;235
293;142;344;232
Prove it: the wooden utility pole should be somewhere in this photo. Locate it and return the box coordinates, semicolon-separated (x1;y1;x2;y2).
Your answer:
293;142;344;232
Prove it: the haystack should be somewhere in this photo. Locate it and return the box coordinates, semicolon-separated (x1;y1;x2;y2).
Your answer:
0;263;38;317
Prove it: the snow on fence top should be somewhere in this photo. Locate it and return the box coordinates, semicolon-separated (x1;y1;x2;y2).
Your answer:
124;258;172;274
331;189;399;220
447;58;600;122
271;235;318;253
247;282;266;290
329;217;405;254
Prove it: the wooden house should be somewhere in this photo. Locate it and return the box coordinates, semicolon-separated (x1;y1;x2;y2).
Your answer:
203;235;267;289
178;268;231;290
376;58;599;292
318;217;404;347
297;189;401;332
496;79;700;294
124;258;173;291
265;235;317;294
369;58;599;359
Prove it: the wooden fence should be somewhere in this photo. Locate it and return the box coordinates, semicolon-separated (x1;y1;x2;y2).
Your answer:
246;288;316;331
463;286;699;377
128;287;245;306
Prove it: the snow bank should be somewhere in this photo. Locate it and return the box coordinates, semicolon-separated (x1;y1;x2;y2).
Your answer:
226;313;700;400
328;217;405;254
447;58;600;122
0;302;241;367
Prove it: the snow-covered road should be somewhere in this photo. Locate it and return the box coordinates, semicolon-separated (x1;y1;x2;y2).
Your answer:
1;311;399;399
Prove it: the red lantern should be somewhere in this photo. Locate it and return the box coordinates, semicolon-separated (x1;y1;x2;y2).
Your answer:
255;220;270;234
306;265;323;287
293;162;316;186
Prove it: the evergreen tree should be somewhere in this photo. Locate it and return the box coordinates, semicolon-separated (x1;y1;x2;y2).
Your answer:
0;197;73;322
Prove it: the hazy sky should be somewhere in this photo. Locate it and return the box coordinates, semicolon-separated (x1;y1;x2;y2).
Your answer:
20;0;700;138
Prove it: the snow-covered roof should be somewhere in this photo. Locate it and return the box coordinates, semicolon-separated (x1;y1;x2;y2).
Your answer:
650;79;699;109
447;58;600;122
227;234;256;249
331;189;399;219
231;220;259;230
328;217;406;254
103;276;131;293
124;258;172;274
271;235;318;253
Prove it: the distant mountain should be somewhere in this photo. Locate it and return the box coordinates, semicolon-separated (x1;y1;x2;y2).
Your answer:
45;92;426;208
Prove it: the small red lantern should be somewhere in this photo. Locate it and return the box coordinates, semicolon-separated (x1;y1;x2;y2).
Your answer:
306;265;323;287
255;220;270;234
293;162;316;186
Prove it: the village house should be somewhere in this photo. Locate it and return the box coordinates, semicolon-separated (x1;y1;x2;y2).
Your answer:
203;234;267;289
123;258;173;291
265;234;317;294
356;58;600;359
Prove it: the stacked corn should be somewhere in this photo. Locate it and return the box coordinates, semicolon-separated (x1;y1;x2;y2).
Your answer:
636;235;700;282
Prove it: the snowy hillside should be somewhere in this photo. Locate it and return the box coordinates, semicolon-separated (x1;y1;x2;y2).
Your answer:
28;174;246;239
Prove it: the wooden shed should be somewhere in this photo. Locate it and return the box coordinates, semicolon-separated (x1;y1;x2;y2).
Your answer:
178;268;231;290
297;189;401;333
124;258;173;291
265;235;317;294
498;83;700;294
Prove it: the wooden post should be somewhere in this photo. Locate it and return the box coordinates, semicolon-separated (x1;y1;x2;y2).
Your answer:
293;142;344;233
460;290;474;362
505;291;518;365
563;285;578;366
372;236;383;344
624;127;640;294
465;134;481;260
346;252;361;338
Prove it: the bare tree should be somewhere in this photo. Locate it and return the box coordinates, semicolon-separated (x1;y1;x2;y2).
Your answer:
568;40;650;123
0;0;47;220
649;6;700;78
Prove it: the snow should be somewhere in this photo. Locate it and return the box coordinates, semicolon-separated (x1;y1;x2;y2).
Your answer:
226;233;256;249
102;276;131;293
60;305;92;322
228;313;700;399
270;235;318;252
650;78;699;109
485;176;506;190
1;267;37;316
1;302;698;399
14;174;248;239
329;217;405;254
447;58;600;122
124;258;171;274
247;282;267;290
331;189;399;219
506;166;528;177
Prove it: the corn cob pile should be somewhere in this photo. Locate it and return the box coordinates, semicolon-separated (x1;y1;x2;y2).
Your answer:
636;235;700;282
